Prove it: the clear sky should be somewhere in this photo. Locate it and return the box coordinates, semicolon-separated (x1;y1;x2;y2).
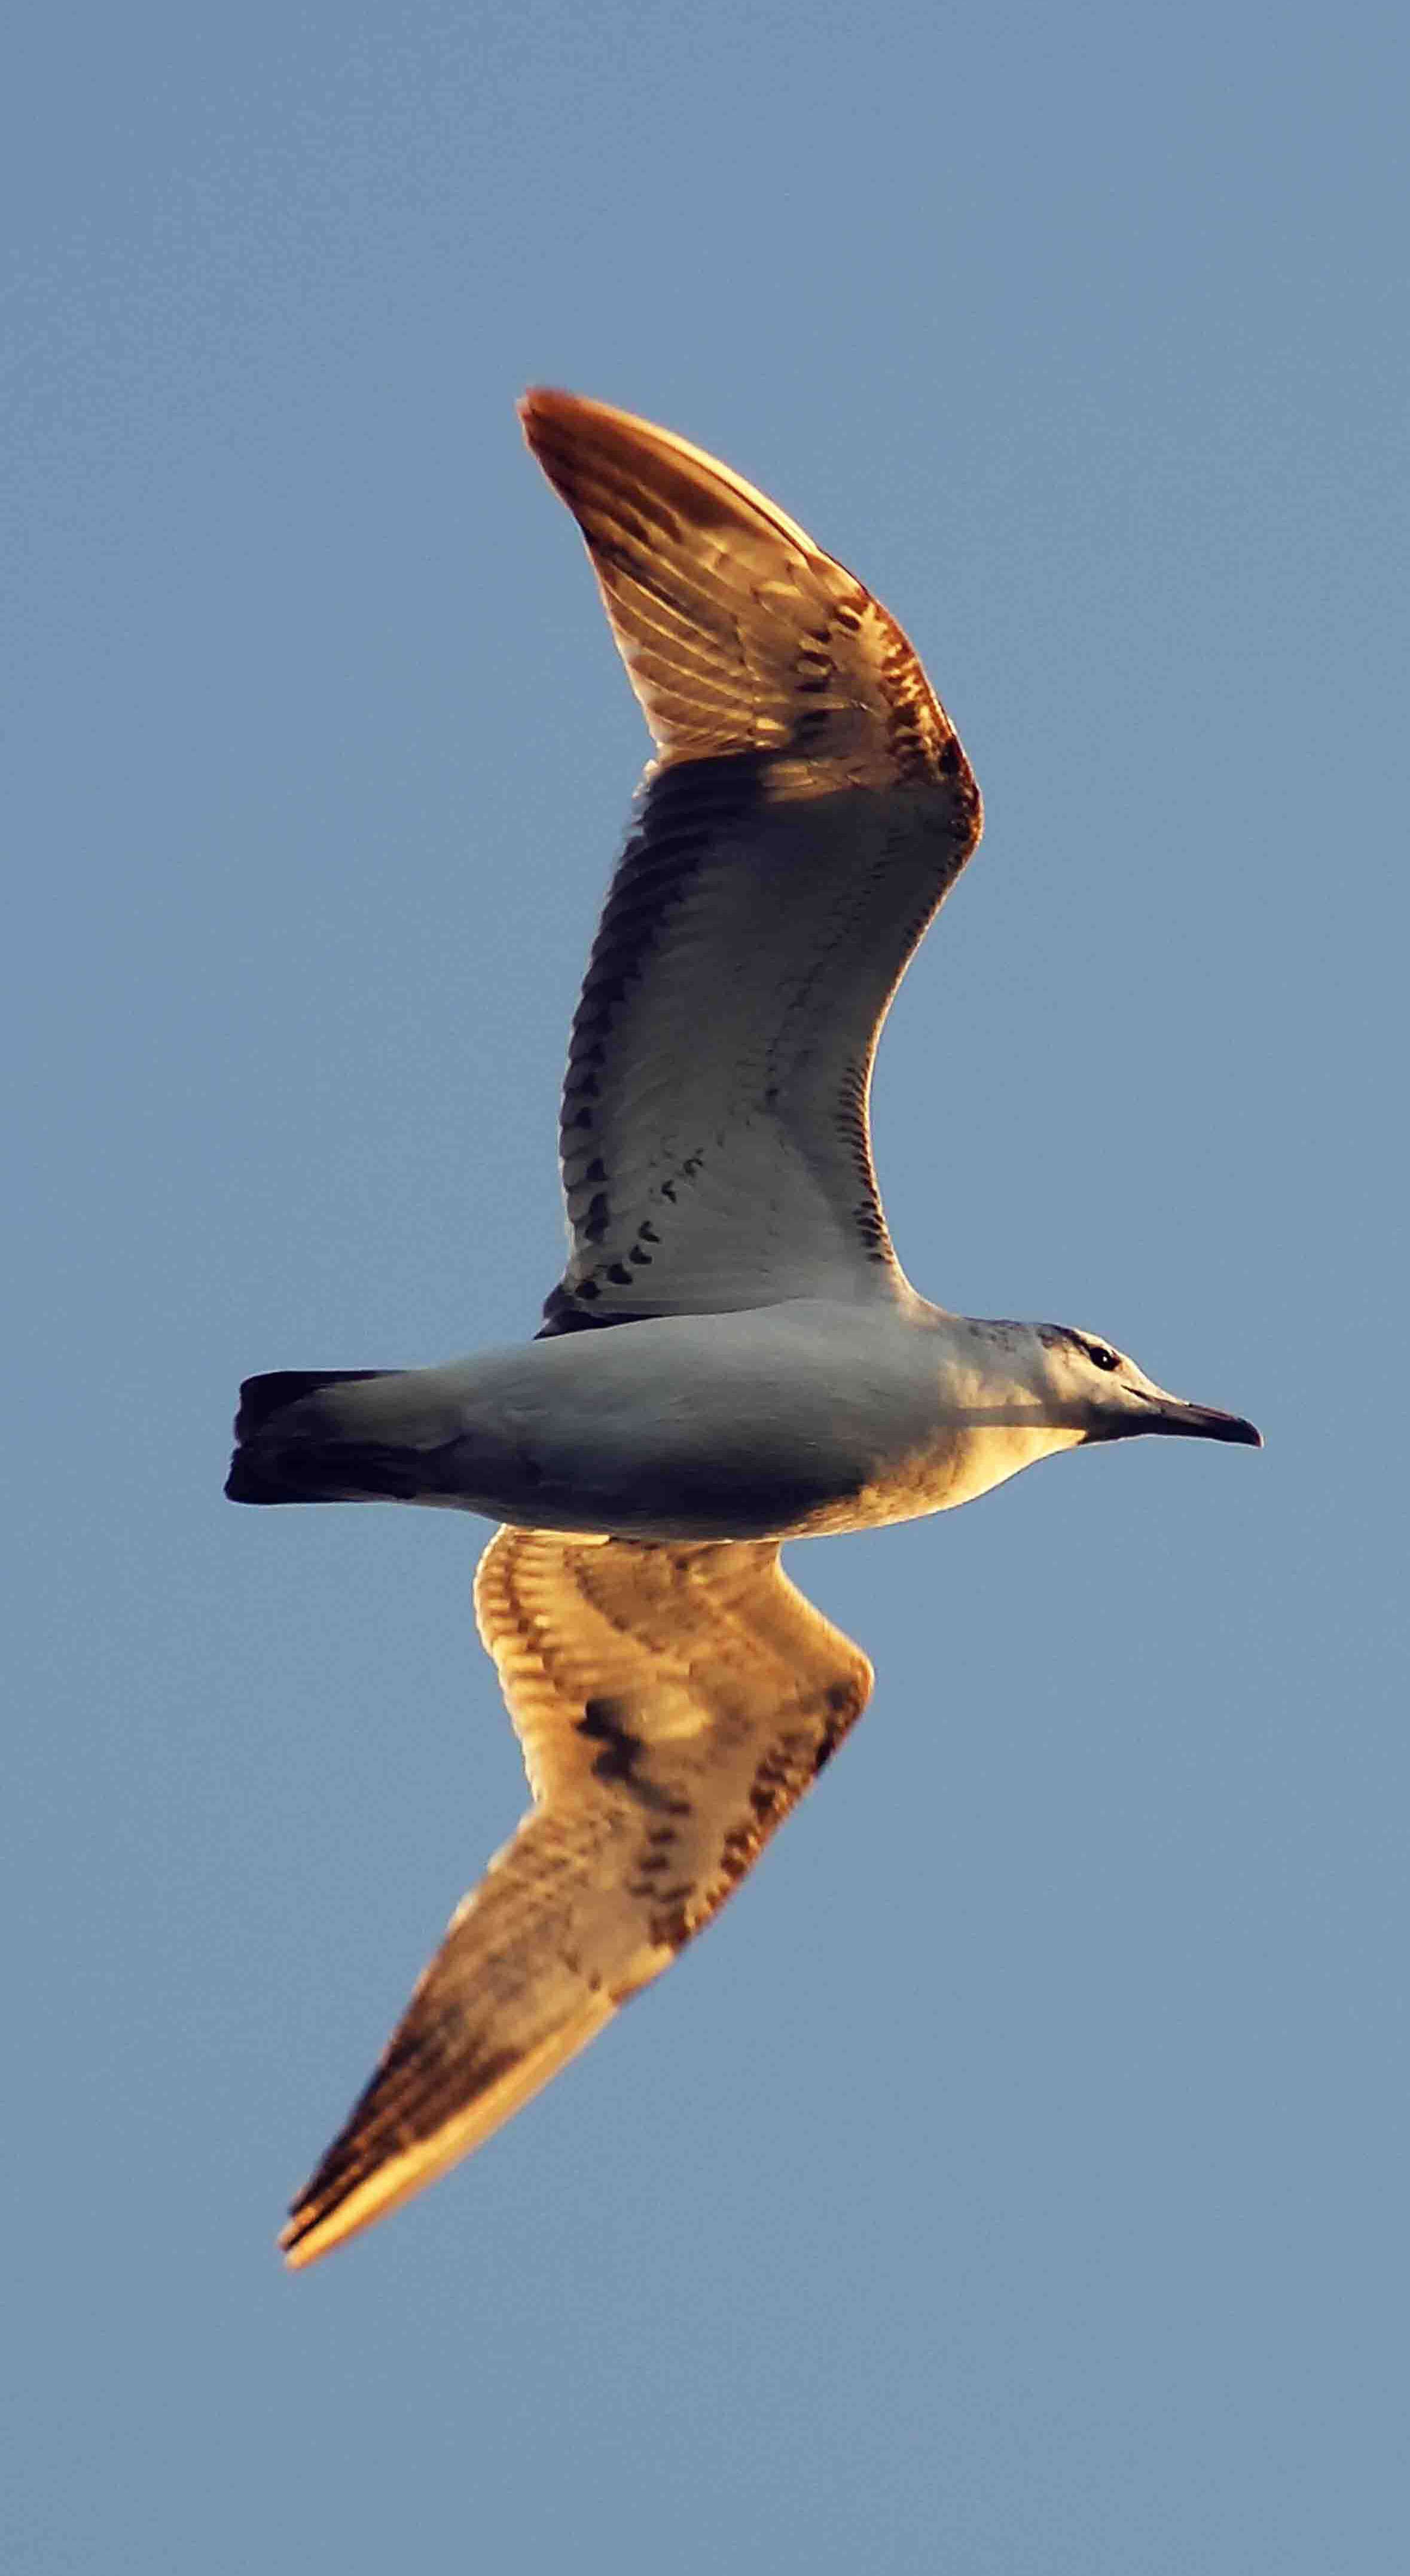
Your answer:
7;4;1405;2569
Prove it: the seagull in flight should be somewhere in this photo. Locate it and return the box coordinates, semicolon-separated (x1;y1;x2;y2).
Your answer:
228;390;1260;2267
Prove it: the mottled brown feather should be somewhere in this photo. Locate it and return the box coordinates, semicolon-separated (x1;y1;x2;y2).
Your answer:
281;1528;872;2266
518;390;982;1329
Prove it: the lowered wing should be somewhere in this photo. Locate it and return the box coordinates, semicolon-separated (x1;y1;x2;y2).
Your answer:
281;1526;872;2266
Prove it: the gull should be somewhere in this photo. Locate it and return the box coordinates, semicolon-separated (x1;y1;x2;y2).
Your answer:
227;390;1260;2267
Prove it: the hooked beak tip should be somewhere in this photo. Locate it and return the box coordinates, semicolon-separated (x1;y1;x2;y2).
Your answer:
1164;1402;1263;1448
1088;1399;1263;1449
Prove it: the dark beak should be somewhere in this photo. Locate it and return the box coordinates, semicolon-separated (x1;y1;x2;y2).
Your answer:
1092;1396;1263;1447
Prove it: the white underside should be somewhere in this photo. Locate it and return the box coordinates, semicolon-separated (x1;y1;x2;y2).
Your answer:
301;1299;1085;1541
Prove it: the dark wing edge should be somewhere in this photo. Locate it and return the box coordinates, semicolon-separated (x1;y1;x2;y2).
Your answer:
280;1527;873;2267
518;392;982;1331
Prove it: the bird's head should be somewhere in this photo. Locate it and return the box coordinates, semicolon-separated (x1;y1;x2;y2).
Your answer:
1037;1325;1262;1449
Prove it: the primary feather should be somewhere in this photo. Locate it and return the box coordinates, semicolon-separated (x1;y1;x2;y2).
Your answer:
282;1531;869;2266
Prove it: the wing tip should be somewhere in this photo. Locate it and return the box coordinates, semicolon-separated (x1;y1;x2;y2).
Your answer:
277;1995;622;2269
279;2215;327;2272
277;2114;486;2273
517;387;823;558
277;2158;442;2270
518;383;574;439
520;385;632;465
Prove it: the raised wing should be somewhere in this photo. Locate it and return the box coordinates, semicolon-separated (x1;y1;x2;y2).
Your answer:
280;1527;872;2267
520;390;982;1330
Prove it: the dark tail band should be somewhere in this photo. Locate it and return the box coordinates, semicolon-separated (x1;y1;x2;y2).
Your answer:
233;1368;395;1442
227;1368;404;1505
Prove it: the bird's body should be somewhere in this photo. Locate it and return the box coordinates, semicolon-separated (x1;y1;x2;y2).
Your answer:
230;1299;1103;1539
228;390;1258;2267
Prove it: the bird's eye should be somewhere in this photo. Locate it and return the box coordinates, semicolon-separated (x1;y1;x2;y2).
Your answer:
1087;1342;1119;1372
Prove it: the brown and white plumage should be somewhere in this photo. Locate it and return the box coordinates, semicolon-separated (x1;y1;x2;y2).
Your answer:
235;392;1258;2267
521;389;982;1330
282;1530;871;2266
276;395;963;2263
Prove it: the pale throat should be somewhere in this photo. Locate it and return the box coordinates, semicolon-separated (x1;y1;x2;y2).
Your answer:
820;1414;1085;1539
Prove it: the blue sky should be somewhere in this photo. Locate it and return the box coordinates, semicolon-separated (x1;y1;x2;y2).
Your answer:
7;4;1405;2569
